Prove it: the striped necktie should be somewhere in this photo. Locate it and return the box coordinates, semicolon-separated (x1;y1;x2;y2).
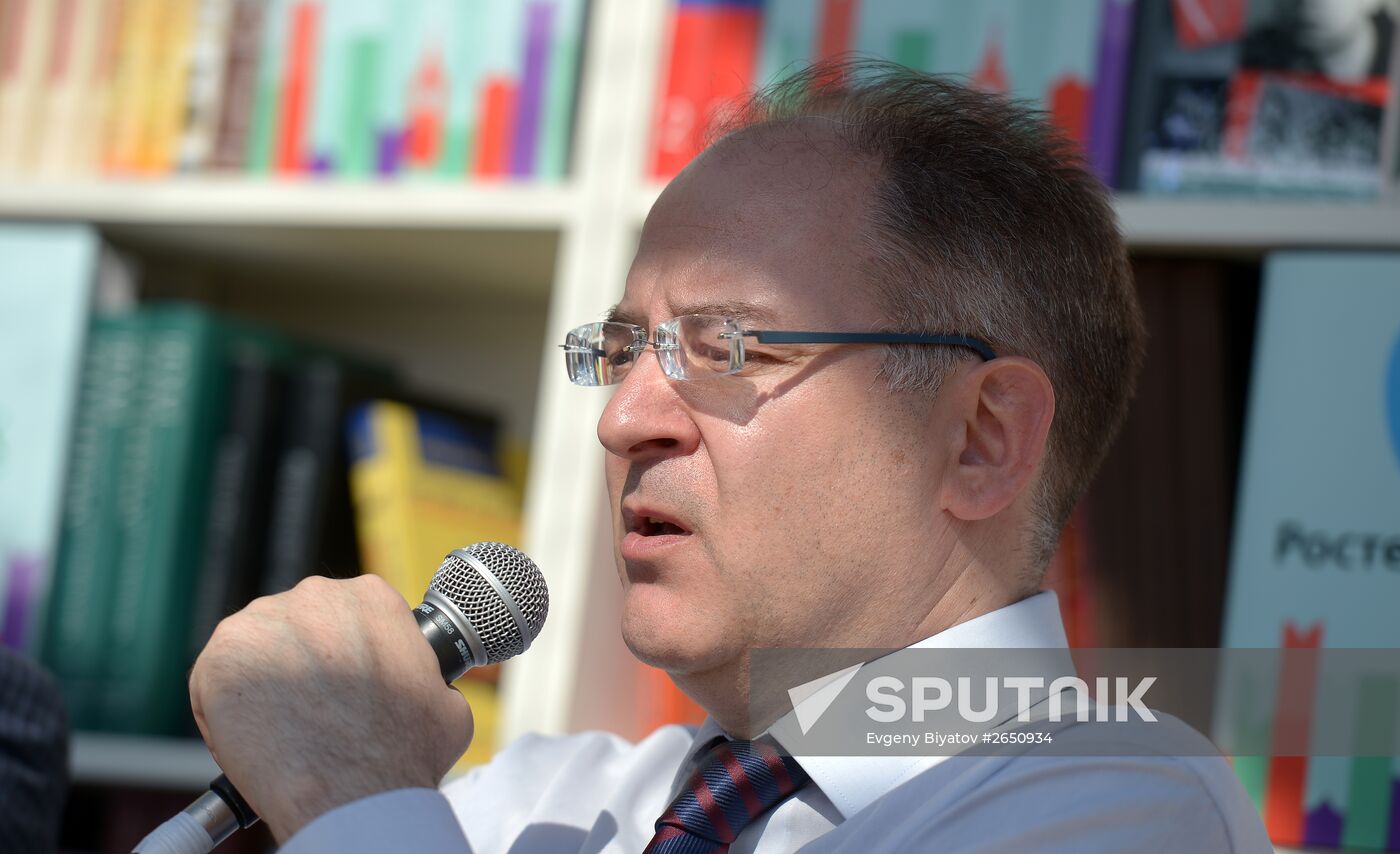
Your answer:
643;737;810;854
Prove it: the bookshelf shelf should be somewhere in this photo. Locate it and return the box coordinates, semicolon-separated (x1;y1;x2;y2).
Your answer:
0;179;578;229
70;733;218;792
1115;197;1400;253
637;185;1400;253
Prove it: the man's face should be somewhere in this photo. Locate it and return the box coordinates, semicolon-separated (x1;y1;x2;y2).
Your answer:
599;131;963;680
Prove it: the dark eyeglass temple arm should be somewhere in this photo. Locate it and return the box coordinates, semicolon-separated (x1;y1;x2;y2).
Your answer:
742;331;997;362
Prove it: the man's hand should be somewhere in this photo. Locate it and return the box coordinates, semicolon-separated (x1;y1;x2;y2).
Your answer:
189;574;472;843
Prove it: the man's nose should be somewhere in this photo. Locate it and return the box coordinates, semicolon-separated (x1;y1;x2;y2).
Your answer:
597;348;701;463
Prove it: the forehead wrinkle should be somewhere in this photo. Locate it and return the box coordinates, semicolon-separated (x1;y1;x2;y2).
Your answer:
605;299;780;330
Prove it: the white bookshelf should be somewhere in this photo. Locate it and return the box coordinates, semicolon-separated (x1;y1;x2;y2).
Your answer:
4;0;1396;804
70;732;219;791
0;179;577;228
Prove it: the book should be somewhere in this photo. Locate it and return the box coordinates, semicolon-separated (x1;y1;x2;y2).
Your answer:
138;0;198;173
209;0;269;171
471;2;527;179
1122;0;1396;198
246;0;291;173
186;335;291;664
102;304;231;735
32;0;103;176
0;0;58;175
649;0;763;179
346;399;520;769
177;0;237;171
102;0;160;173
745;0;1136;183
1216;252;1400;851
344;399;516;606
1;0;585;182
257;353;388;595
276;0;320;174
537;0;586;180
40;311;145;730
0;225;99;651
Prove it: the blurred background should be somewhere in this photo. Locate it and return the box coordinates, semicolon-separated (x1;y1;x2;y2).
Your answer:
0;0;1397;851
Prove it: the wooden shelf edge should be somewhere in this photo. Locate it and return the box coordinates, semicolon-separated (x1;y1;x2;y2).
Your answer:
0;179;580;229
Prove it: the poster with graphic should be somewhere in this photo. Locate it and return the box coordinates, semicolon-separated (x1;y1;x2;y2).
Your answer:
1219;252;1400;851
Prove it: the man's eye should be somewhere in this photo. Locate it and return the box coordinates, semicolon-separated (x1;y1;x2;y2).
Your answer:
607;351;633;368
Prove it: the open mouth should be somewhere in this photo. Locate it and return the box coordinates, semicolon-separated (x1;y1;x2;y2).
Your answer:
624;507;692;538
636;516;687;536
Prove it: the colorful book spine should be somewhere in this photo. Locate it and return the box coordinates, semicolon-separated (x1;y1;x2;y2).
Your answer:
246;0;289;173
472;1;523;179
33;0;102;176
507;1;552;178
649;0;763;179
1;0;585;182
102;305;230;735
306;0;352;174
102;0;160;173
536;0;584;180
372;0;416;176
209;0;267;171
41;312;146;730
138;0;198;173
434;0;486;178
177;0;236;171
1086;0;1134;184
0;0;58;175
275;0;319;174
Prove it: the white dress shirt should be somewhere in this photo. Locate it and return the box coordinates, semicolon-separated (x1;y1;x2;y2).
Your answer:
281;592;1272;853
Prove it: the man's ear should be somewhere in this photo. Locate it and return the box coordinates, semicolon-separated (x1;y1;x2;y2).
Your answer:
938;357;1055;522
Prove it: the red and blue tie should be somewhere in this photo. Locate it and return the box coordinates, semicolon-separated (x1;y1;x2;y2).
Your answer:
643;737;810;853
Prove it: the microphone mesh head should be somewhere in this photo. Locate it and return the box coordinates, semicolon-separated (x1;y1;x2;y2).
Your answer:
428;542;549;664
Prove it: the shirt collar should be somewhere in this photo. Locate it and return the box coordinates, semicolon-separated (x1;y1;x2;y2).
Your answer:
672;591;1073;820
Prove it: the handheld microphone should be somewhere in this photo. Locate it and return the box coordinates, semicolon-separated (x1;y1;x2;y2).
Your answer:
134;542;549;854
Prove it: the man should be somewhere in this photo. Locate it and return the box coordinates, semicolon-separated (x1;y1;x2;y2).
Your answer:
190;60;1271;852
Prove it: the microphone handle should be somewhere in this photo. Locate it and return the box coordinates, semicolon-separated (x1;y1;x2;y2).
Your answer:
203;775;259;843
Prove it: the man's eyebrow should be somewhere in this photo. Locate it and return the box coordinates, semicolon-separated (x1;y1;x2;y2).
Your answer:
604;300;780;328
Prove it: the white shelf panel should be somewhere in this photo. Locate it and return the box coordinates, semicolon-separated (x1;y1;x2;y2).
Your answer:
0;178;578;229
1116;196;1400;252
71;732;219;791
636;184;1400;253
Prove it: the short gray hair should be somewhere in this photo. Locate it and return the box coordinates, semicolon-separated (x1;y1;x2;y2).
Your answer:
714;58;1146;583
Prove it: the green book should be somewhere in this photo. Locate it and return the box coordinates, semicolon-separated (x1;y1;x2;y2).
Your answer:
41;312;147;730
100;305;231;735
246;0;290;174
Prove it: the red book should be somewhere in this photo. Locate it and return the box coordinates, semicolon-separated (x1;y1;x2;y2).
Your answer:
648;2;761;179
474;76;517;179
816;0;856;65
276;1;319;175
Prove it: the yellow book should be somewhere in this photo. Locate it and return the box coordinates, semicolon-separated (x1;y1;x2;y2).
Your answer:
346;400;522;604
346;400;523;770
103;0;158;173
137;0;197;173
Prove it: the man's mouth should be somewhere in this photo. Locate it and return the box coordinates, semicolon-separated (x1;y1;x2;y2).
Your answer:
622;506;692;538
